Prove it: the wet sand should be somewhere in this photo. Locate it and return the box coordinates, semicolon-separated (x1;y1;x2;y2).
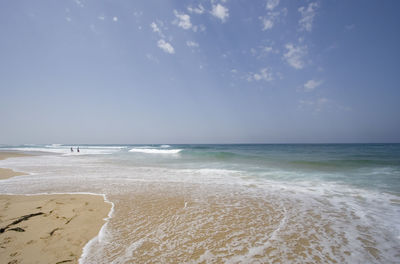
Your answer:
0;152;29;180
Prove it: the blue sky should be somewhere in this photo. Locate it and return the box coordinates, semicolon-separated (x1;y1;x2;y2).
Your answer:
1;0;399;144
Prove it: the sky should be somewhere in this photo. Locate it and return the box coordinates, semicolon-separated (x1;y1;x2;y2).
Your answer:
1;0;400;144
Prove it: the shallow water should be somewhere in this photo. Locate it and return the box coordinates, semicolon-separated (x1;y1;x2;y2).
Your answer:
0;144;399;263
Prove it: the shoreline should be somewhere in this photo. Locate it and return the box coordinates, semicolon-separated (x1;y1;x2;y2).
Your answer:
0;152;31;180
0;152;113;264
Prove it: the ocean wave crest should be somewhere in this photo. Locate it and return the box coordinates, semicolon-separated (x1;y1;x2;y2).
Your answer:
129;148;182;154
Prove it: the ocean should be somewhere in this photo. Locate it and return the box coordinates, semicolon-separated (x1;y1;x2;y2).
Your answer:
0;144;399;263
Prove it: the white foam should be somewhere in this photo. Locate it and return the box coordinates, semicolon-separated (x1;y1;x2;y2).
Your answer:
45;143;62;147
110;239;146;264
82;146;127;149
129;148;182;154
2;146;122;155
80;193;115;264
1;151;400;263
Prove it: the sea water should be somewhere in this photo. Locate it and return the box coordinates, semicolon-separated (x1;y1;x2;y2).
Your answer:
0;144;399;263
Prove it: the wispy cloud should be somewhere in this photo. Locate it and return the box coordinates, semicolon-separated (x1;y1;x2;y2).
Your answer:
74;0;84;8
186;41;199;48
263;46;273;53
261;16;274;30
260;8;286;31
150;22;161;33
304;79;323;92
133;11;143;18
146;53;159;64
249;45;278;60
151;21;174;54
300;98;351;112
157;39;175;54
173;10;192;30
298;2;319;32
113;16;118;22
211;4;229;22
150;21;166;38
283;44;307;69
65;8;72;22
247;68;274;82
187;4;205;14
299;97;328;112
266;0;280;10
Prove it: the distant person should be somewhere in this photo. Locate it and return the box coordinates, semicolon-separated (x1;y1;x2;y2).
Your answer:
77;147;80;153
70;147;73;152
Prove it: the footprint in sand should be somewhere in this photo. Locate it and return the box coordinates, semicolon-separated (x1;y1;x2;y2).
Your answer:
26;240;35;245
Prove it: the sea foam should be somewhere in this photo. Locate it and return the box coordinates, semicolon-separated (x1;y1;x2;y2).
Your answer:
129;148;182;154
1;144;400;263
2;146;124;155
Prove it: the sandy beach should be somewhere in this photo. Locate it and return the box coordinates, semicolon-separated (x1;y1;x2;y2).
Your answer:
1;146;399;263
0;153;112;264
0;152;29;180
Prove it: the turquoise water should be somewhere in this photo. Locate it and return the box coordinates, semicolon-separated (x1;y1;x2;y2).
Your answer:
1;143;399;263
1;143;400;194
111;143;400;194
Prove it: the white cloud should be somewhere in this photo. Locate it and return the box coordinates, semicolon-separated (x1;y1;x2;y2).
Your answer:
283;44;307;69
173;10;192;30
98;15;105;20
261;18;274;30
263;46;273;53
186;41;199;48
298;2;319;32
187;4;205;14
66;17;71;22
266;0;280;10
157;39;175;54
74;0;84;8
150;22;166;38
304;79;323;92
248;68;274;82
211;4;229;22
150;22;161;33
250;45;276;59
113;16;118;22
260;11;281;31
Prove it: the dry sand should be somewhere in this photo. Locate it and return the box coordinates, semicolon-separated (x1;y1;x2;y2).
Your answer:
0;194;111;264
0;152;112;264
